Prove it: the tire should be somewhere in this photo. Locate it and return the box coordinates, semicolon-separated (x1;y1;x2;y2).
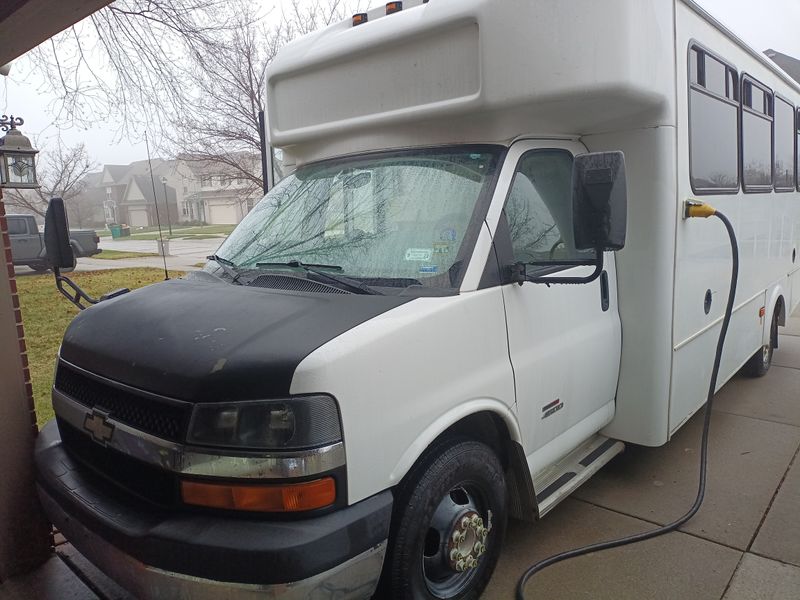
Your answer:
381;439;507;600
742;309;779;377
29;263;49;272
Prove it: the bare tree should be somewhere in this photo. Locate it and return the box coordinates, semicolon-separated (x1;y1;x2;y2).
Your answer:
168;1;363;195
4;143;95;218
22;0;240;137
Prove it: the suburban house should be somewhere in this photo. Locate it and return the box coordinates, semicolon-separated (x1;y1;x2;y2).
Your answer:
83;154;261;227
99;158;184;227
764;49;800;85
179;154;262;225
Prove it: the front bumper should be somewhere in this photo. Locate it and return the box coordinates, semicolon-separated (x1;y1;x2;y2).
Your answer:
35;421;392;599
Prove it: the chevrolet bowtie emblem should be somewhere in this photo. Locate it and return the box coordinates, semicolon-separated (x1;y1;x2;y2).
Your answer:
83;409;115;445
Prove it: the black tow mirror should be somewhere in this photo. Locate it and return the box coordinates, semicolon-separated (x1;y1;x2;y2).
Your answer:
572;151;627;252
44;197;75;269
513;151;627;286
45;198;129;310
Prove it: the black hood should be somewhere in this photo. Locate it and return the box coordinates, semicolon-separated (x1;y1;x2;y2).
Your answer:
60;278;412;402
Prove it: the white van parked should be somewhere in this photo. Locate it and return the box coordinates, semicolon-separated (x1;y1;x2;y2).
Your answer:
36;1;800;599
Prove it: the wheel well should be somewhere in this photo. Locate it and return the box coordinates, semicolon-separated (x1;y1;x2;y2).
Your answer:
433;412;510;466
431;412;537;522
775;295;786;327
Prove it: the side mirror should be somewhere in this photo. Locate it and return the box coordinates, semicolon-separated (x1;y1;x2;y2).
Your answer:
572;152;627;252
44;197;75;269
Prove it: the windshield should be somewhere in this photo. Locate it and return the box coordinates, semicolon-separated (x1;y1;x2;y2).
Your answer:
215;146;502;291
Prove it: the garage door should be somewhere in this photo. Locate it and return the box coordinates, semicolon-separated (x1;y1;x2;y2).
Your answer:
128;208;149;227
208;203;239;224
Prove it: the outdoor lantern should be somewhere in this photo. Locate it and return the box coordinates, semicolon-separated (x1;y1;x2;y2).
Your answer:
0;116;39;189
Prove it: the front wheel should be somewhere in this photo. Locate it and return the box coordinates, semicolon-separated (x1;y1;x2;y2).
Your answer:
382;440;507;600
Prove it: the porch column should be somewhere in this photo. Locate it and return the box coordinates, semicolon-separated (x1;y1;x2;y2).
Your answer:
0;192;51;580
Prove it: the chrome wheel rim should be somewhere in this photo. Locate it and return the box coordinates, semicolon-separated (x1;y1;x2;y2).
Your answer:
422;485;491;597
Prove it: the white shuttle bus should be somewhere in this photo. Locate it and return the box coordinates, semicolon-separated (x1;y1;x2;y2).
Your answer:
36;1;800;599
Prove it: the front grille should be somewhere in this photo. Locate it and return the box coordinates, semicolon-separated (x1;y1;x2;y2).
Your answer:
58;418;178;506
55;363;190;442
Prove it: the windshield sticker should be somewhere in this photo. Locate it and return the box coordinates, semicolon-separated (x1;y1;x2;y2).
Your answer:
440;228;457;242
405;248;433;261
419;265;438;274
432;242;450;254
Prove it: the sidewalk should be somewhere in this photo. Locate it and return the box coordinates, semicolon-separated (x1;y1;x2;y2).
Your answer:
486;314;800;599
1;319;798;599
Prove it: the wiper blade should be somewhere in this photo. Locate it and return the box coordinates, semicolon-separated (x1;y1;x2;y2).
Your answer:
206;254;242;285
256;260;343;272
255;260;383;295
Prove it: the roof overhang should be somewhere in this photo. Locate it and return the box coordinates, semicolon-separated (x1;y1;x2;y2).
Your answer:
0;0;113;67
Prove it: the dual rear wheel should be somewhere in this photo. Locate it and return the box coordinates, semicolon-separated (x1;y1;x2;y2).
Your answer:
742;307;779;377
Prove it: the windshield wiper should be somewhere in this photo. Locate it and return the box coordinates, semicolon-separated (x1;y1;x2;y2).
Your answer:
255;260;383;295
256;260;343;271
206;254;242;285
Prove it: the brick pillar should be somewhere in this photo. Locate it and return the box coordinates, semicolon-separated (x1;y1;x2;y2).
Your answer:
0;192;51;580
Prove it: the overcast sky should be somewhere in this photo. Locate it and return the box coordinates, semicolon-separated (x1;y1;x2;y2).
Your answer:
2;0;799;169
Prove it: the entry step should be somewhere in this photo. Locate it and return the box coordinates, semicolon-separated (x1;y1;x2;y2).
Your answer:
533;435;624;517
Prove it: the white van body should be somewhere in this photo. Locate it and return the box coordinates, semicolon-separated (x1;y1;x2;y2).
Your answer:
269;0;800;507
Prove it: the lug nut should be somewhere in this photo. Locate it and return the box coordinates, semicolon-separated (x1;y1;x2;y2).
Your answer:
456;560;466;572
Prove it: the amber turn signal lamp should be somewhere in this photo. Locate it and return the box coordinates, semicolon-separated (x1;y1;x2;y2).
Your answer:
181;477;336;512
386;2;402;14
352;13;368;26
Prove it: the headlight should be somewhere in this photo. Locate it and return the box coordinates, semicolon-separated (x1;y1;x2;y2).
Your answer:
187;395;342;450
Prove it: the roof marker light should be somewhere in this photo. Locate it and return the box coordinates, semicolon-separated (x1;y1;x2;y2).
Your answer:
386;2;402;15
352;13;368;26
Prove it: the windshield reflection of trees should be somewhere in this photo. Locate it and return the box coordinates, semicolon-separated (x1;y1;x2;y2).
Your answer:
219;154;496;285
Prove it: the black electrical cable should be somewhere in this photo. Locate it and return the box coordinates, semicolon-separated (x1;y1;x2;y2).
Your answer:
516;210;739;600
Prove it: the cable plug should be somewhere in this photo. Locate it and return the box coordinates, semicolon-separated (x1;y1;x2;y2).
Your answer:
685;200;717;219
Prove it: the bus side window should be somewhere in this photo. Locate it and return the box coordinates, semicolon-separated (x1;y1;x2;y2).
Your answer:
688;43;739;194
741;75;774;192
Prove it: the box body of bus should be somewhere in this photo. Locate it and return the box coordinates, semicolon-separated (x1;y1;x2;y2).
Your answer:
34;1;800;598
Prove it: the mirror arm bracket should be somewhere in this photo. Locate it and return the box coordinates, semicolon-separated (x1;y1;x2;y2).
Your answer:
53;267;99;311
527;251;605;286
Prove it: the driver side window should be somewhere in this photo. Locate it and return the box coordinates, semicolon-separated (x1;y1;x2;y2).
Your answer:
504;150;595;271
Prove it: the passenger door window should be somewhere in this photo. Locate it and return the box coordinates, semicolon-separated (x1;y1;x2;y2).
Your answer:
7;218;28;235
504;149;595;272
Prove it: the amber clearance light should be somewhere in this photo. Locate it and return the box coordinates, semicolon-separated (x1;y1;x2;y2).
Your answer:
181;478;336;512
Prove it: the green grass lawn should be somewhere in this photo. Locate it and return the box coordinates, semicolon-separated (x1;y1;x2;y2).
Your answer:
17;268;179;426
94;249;159;260
98;224;236;241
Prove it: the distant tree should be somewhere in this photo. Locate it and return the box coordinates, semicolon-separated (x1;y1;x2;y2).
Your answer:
4;143;96;218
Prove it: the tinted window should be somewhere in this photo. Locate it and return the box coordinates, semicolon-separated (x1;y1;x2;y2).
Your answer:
742;76;773;191
688;45;739;193
774;97;795;191
7;218;28;235
504;150;595;271
705;55;728;97
690;92;739;190
689;48;700;85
